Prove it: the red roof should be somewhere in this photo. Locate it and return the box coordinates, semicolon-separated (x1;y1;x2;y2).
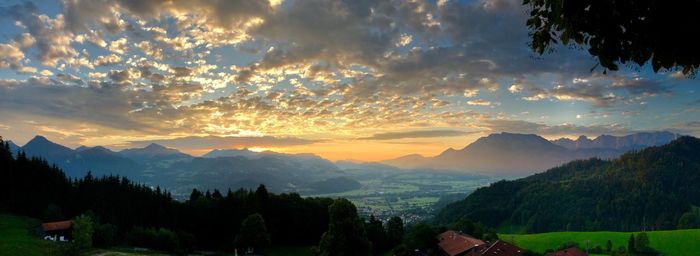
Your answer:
466;240;524;256
437;230;486;256
42;220;73;232
545;247;588;256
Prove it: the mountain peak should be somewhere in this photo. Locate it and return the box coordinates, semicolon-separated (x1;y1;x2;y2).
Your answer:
22;135;74;158
119;143;189;160
28;135;50;143
145;143;167;150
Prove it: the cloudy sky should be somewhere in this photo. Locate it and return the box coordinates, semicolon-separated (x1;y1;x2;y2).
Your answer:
0;0;698;161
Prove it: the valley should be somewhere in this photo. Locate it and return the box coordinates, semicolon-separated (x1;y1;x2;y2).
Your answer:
303;171;499;223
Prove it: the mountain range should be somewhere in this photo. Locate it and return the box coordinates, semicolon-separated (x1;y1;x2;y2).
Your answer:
552;132;679;150
5;131;679;197
434;135;700;233
382;131;679;175
12;136;349;196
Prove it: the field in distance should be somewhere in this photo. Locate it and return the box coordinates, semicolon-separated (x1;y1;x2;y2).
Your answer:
502;230;700;256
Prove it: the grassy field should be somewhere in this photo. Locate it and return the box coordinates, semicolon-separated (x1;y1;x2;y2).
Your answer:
0;213;57;256
502;229;700;256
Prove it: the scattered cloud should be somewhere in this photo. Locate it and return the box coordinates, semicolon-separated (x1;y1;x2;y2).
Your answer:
0;0;694;160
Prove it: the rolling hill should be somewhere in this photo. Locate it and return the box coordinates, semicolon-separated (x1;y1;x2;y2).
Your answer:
435;136;700;233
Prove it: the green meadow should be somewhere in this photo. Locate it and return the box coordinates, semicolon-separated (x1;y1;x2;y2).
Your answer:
0;213;57;256
502;229;700;256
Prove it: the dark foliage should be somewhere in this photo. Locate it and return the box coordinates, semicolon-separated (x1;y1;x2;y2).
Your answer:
385;216;405;249
435;136;700;233
316;198;372;256
525;0;700;76
402;222;438;252
365;215;388;255
451;219;498;241
0;138;335;251
235;213;271;254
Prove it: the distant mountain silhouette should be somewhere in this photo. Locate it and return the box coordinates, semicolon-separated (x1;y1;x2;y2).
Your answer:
19;136;141;178
552;131;679;150
202;148;263;158
119;143;191;162
381;154;429;169
10;135;355;197
75;145;116;154
382;132;678;175
22;135;74;160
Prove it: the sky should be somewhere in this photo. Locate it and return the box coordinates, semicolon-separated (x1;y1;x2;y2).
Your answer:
0;0;698;161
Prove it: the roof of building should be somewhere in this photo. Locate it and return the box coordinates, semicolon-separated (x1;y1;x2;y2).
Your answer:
466;240;524;256
437;230;486;256
545;247;588;256
42;220;73;232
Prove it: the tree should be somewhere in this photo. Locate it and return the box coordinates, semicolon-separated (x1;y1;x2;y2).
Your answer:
525;0;700;76
678;211;700;229
385;216;404;248
635;232;650;252
235;213;271;254
403;222;437;252
43;204;64;222
627;234;636;253
317;198;371;256
64;214;94;255
365;215;387;254
189;188;203;201
93;223;117;248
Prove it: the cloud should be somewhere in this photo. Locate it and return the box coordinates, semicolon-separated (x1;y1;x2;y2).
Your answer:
0;43;25;69
128;135;320;150
508;84;523;93
358;130;477;140
479;119;632;136
520;75;671;107
2;2;79;67
467;99;492;106
93;54;122;66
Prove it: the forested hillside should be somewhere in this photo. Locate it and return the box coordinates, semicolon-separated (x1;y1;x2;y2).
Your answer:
0;139;334;252
435;136;700;233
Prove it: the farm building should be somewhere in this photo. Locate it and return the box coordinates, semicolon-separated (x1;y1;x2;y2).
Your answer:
437;230;486;256
41;220;73;242
465;240;524;256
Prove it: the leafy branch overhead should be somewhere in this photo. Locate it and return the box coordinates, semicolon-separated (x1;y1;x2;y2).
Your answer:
525;0;700;76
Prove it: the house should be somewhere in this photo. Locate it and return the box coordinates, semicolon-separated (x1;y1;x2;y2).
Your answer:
437;230;486;256
545;247;588;256
41;220;73;242
465;240;524;256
